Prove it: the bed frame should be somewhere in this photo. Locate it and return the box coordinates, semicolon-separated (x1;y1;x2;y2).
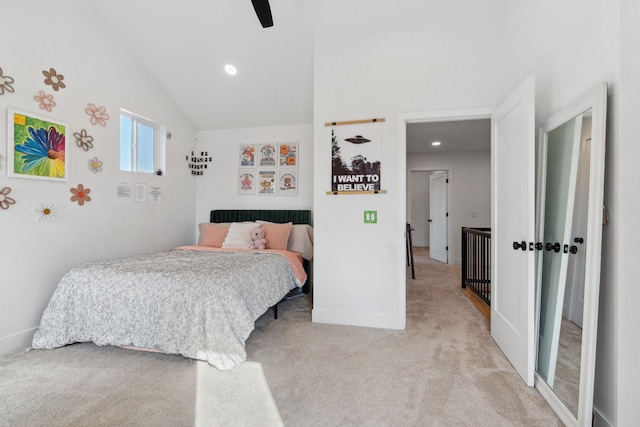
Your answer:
210;209;313;318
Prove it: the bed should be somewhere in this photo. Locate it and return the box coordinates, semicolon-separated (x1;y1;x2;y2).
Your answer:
31;209;313;370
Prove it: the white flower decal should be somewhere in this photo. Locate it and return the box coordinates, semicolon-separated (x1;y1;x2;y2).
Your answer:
35;203;59;221
88;157;103;173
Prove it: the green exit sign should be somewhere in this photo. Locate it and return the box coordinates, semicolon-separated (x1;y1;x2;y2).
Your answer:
364;210;377;224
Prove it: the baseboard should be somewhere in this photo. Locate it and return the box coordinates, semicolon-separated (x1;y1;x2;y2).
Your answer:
593;405;614;427
0;327;37;355
311;308;402;330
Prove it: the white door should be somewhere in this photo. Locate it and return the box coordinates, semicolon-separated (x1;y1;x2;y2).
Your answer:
429;171;448;263
410;171;431;247
491;76;536;386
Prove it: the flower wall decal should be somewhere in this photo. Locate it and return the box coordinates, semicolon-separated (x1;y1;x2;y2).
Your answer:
34;90;56;112
15;126;65;177
35;203;59;221
88;157;103;173
85;103;110;127
73;129;94;151
70;184;91;206
0;187;16;210
42;68;66;91
0;67;15;95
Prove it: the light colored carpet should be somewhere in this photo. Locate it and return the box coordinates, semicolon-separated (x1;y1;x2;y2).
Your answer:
0;247;561;426
249;247;561;426
0;345;282;427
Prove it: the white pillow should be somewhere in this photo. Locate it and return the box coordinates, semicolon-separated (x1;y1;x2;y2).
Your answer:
222;222;259;248
288;224;314;260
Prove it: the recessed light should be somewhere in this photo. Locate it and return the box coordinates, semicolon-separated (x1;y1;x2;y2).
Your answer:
432;141;441;146
224;64;237;76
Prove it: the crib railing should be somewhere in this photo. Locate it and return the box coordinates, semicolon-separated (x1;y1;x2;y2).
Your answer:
461;227;491;306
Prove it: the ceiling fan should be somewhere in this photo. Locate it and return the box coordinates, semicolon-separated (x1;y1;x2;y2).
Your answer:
251;0;273;28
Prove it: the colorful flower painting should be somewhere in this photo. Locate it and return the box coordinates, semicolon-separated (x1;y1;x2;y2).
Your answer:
8;109;67;181
70;184;91;206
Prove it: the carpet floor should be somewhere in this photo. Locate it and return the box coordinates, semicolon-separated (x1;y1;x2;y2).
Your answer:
0;247;561;426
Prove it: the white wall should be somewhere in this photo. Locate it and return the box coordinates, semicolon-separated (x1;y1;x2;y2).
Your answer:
312;1;507;329
618;1;640;425
0;3;196;353
194;125;314;225
408;151;491;264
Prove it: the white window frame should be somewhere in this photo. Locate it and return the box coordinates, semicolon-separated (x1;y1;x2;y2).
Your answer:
120;109;166;175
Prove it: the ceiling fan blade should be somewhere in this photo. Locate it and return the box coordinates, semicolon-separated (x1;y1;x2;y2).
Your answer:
251;0;273;28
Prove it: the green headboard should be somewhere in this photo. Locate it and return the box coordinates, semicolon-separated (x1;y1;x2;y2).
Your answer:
210;210;312;225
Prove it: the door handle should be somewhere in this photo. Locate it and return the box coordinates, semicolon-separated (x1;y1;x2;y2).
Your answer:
512;241;526;251
545;242;561;253
428;219;432;222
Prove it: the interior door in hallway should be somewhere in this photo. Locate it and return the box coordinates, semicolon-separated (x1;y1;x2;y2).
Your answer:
491;76;536;386
429;171;448;263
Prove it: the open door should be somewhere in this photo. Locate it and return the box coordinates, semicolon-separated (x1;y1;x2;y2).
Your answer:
429;171;448;263
491;76;536;386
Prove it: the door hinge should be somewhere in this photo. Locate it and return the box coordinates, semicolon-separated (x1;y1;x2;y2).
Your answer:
446;212;449;217
446;246;449;250
446;179;449;183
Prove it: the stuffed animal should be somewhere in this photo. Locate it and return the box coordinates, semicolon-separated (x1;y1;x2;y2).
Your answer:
250;227;268;250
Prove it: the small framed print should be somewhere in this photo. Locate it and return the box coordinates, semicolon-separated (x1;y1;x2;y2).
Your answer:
278;142;298;168
238;170;256;195
239;144;256;168
258;169;276;195
8;108;68;181
258;144;277;167
278;170;298;196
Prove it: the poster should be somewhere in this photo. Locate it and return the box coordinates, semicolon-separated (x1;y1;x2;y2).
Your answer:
258;144;277;167
331;123;381;192
278;170;298;196
258;170;276;195
278;142;298;167
116;181;133;204
134;182;148;203
238;170;256;195
239;144;256;167
8;109;67;181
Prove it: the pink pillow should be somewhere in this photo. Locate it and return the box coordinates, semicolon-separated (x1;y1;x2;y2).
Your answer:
198;223;230;248
260;222;292;250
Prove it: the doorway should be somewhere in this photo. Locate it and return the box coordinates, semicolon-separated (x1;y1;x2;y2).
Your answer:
404;114;492;267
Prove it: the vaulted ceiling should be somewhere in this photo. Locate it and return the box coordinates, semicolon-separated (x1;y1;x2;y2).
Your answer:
87;0;495;154
90;0;315;131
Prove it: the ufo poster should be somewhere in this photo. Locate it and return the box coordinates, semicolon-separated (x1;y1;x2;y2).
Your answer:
331;123;381;192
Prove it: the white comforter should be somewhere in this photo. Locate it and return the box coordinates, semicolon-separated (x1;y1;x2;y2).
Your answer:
32;248;302;370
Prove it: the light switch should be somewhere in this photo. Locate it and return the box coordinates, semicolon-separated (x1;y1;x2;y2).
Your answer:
364;210;378;224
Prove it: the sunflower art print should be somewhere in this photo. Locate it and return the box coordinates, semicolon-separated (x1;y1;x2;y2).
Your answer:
8;109;67;181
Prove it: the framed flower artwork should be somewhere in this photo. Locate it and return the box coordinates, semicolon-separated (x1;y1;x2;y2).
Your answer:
7;108;68;181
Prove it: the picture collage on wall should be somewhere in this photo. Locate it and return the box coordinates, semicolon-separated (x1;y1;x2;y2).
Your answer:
238;142;298;196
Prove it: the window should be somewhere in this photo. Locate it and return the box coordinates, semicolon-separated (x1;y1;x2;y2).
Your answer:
120;110;165;174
